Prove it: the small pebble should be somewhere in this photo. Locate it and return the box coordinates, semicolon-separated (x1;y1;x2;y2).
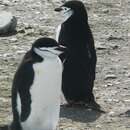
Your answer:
105;74;117;80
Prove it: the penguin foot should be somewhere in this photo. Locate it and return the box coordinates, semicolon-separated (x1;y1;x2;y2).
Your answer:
84;101;105;113
85;101;100;109
61;100;86;107
63;100;105;113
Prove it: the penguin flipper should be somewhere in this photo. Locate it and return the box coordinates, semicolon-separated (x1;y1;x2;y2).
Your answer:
12;51;34;122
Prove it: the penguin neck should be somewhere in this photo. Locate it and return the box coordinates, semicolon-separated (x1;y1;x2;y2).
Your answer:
64;11;88;25
26;49;43;63
33;48;59;60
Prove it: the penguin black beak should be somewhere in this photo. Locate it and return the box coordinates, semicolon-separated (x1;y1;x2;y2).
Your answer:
55;45;67;52
54;7;63;12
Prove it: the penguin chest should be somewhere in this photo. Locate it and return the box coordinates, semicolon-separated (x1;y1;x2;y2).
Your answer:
31;59;62;103
56;24;61;42
21;58;62;130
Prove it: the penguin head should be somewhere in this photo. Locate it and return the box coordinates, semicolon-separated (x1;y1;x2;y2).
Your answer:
55;0;88;21
32;38;66;58
55;1;74;22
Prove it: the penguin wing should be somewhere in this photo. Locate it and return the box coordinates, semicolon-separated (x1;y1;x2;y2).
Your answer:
12;51;34;122
86;26;97;80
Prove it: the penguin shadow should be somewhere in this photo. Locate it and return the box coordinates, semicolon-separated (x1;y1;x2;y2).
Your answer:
0;125;8;130
60;105;103;123
0;30;17;37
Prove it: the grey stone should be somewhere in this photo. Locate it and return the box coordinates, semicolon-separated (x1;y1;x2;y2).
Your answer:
104;74;117;80
0;11;17;35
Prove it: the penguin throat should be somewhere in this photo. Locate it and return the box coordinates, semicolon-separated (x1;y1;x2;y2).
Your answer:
34;48;58;59
62;9;74;23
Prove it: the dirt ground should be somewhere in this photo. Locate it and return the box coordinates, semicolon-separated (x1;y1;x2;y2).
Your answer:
0;0;130;130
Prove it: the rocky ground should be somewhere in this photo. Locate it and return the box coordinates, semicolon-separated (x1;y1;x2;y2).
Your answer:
0;0;130;130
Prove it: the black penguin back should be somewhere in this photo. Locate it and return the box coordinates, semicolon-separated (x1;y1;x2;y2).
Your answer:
58;1;97;103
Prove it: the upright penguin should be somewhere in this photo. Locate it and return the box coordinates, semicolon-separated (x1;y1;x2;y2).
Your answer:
10;38;65;130
55;0;99;108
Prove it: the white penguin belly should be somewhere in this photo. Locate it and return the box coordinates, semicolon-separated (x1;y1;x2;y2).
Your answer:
21;58;62;130
56;24;61;42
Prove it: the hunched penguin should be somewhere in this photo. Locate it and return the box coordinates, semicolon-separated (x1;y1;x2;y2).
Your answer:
10;38;66;130
55;0;100;108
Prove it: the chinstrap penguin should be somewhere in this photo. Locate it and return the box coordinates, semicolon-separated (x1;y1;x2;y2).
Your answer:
55;0;100;108
10;38;66;130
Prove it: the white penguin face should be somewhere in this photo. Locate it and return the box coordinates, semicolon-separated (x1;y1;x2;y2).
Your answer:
62;7;74;21
34;46;64;58
56;7;74;22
